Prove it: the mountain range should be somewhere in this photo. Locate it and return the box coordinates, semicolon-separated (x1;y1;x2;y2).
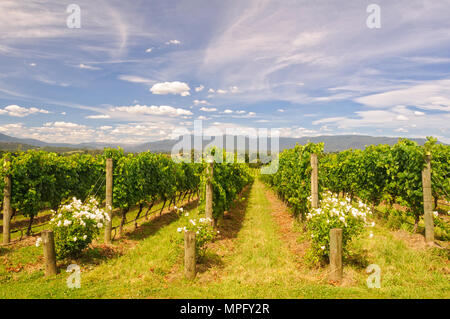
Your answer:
0;132;441;153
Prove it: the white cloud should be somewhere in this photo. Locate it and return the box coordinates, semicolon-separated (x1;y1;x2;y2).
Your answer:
292;32;327;47
223;109;233;114
29;62;36;67
193;100;209;106
277;109;284;112
0;105;50;117
118;75;154;84
145;48;153;53
86;114;111;119
229;86;239;93
78;63;101;70
208;88;215;93
44;121;85;128
195;85;204;92
278;126;318;138
199;107;217;112
150;81;190;96
216;89;228;94
355;79;450;112
166;39;181;45
111;104;192;117
312;105;449;138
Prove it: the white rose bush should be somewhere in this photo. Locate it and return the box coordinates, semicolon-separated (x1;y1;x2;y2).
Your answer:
49;197;110;259
176;208;218;259
306;191;374;264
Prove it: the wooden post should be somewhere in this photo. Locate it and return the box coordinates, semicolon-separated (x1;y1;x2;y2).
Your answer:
205;161;214;225
105;158;113;244
310;153;319;209
422;153;434;242
2;159;11;245
329;228;343;282
41;230;57;276
184;230;196;280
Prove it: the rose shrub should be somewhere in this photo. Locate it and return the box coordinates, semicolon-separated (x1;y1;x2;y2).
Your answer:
306;191;374;264
176;208;218;259
50;197;110;259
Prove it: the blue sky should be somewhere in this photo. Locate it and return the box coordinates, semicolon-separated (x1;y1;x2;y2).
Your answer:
0;0;449;144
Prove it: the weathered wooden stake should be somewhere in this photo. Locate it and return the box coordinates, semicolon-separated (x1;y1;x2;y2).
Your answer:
184;230;196;280
41;230;57;276
422;153;434;242
310;153;319;209
2;159;11;245
329;228;343;282
205;161;214;225
105;158;113;244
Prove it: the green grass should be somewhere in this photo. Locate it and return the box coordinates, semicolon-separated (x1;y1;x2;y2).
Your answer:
0;180;448;298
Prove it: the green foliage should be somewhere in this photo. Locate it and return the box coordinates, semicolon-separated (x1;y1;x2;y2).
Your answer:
177;210;218;259
321;138;449;224
305;192;373;264
49;197;109;259
262;142;323;219
208;149;254;220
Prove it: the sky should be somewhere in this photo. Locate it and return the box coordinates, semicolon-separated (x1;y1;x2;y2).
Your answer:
0;0;449;145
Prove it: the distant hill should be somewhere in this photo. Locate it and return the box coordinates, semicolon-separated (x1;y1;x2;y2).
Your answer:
124;134;436;153
0;132;442;153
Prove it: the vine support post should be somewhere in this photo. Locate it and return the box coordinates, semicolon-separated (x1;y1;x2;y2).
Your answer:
310;153;319;209
41;230;57;276
205;161;214;226
2;158;11;245
422;153;434;243
184;230;196;280
105;158;113;244
329;228;343;282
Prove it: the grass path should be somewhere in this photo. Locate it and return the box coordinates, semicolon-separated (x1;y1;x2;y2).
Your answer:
1;179;449;298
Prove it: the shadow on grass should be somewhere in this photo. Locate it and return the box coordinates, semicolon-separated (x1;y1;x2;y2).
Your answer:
217;184;252;241
125;198;199;241
0;246;11;257
57;244;125;271
194;184;253;275
344;248;370;269
197;251;225;274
